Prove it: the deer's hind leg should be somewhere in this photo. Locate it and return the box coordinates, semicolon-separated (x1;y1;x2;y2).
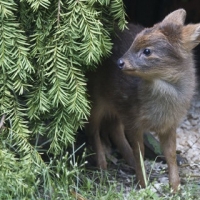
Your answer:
86;106;107;169
101;116;135;168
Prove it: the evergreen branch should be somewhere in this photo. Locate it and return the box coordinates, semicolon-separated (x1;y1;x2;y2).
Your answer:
27;83;50;120
61;0;112;66
110;0;127;30
25;0;50;11
0;127;54;198
45;44;69;107
0;0;16;18
0;16;34;95
0;0;127;197
48;106;76;152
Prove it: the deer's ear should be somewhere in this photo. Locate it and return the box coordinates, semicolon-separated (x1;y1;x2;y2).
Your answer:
162;9;186;25
182;24;200;50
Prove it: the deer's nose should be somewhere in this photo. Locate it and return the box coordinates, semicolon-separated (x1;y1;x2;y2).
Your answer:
117;58;125;69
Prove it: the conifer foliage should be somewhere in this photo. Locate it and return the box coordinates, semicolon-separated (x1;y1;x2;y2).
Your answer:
0;0;126;198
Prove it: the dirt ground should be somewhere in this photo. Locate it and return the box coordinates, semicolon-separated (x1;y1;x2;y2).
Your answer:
175;86;200;188
177;89;200;168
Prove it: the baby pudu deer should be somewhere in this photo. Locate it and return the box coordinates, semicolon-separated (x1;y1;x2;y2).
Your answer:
86;9;200;192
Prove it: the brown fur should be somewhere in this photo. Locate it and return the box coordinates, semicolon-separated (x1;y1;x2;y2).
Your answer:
86;9;200;192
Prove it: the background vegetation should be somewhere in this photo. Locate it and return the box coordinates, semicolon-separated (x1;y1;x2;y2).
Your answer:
0;0;126;198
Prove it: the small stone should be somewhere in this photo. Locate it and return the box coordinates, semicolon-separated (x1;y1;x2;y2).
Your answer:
190;119;198;126
152;183;162;192
187;140;194;148
158;177;168;184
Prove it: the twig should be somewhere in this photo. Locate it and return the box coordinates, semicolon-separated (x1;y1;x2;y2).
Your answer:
0;114;5;129
181;174;200;178
57;0;61;26
70;190;88;200
182;135;200;155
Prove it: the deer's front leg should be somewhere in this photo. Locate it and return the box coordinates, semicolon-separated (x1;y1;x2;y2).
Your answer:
126;129;146;188
159;128;180;192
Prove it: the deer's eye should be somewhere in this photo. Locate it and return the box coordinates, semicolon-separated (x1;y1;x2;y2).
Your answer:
143;48;151;56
